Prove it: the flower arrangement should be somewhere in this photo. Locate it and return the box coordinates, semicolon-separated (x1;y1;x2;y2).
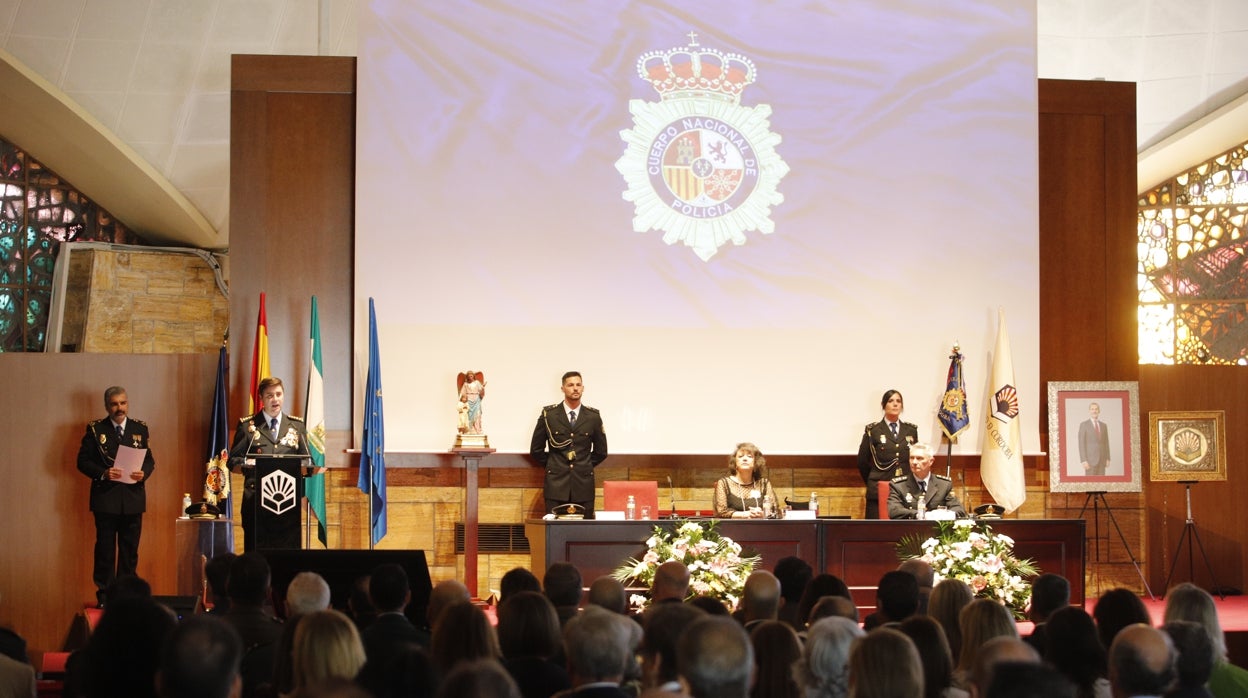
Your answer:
898;519;1038;619
612;520;761;610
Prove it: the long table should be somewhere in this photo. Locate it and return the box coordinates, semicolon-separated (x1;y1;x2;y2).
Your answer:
525;518;1086;605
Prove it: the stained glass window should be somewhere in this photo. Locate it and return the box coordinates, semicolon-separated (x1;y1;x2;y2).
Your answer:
0;138;141;352
1138;143;1248;365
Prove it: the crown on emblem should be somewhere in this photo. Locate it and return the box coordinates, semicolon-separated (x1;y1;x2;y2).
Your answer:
636;31;756;103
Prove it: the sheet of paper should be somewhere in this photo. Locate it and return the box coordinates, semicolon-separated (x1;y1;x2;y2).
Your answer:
115;445;147;485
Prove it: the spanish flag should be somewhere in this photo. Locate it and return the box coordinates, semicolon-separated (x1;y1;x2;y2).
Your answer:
248;292;270;415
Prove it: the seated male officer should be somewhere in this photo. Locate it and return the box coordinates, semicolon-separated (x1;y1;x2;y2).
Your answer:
887;443;965;519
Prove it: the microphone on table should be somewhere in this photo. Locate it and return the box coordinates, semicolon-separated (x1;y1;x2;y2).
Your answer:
667;475;677;519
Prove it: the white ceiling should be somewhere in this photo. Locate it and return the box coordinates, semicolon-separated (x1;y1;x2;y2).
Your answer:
0;0;1243;248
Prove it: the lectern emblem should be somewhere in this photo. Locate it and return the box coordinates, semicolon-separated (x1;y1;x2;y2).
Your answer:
260;469;297;516
616;32;789;261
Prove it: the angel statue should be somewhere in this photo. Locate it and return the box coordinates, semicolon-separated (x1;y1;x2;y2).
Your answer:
457;370;486;434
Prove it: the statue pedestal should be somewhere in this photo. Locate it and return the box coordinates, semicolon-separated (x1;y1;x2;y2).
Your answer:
455;432;490;448
451;446;496;598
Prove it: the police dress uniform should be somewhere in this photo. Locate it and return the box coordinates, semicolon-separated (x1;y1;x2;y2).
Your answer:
856;419;917;519
886;473;966;519
76;417;156;603
529;403;608;518
228;412;309;551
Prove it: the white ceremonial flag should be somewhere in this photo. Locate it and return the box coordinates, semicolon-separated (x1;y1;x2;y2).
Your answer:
980;308;1026;513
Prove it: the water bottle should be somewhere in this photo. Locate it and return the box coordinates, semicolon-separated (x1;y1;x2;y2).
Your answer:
180;492;192;518
916;493;926;520
626;495;636;520
762;495;773;519
809;491;819;517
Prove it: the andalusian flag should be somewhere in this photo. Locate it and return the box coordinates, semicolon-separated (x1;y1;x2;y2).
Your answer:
248;292;270;415
980;309;1026;513
938;345;970;442
305;296;328;546
358;298;387;546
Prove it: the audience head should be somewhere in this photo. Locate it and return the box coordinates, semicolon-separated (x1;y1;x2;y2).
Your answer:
808;595;860;626
88;596;179;698
291;609;367;692
875;569;920;623
796;574;852;628
897;559;934;611
928;578;973;659
204;553;236;611
104;573;153;605
368;563;411;614
677;615;754;698
430;601;500;676
848;627;924;698
157;615;243;698
543;562;583;608
426;579;471;630
969;636;1039;698
983;661;1076;698
563;605;634;685
651;560;691;602
1163;582;1227;662
640;602;707;687
1041;606;1105;693
748;621;802;698
795;616;864;698
1093;588;1151;651
773;556;814;607
742;570;782;623
1108;623;1176;698
435;657;521;698
587;575;628;615
1161;619;1215;693
226;552;272;607
898;615;956;698
347;575;377;628
1028;573;1071;623
687;594;730;616
957;599;1020;673
495;590;562;661
499;567;542;604
286;571;332;617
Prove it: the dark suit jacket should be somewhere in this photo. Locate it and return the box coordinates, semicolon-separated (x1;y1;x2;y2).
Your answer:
887;474;965;519
530;404;608;505
361;612;430;661
1077;419;1110;473
76;418;156;515
228;412;310;491
858;419;917;518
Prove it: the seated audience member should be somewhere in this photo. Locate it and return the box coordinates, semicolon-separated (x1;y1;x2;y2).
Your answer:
426;580;471;633
499;567;543;605
898;615;966;698
0;592;28;664
773;556;813;630
359;643;438;698
650;561;690;604
740;570;782;631
83;596;179;698
269;614;307;698
204;553;236;615
713;442;777;520
1108;624;1177;698
983;661;1076;698
887;443;966;519
296;677;373;698
862;570;920;630
848;628;924;698
289;609;367;697
157;615;244;698
1093;588;1152;652
1041;606;1108;698
639;603;707;693
749;621;802;698
1024;573;1070;653
223;553;283;696
795;574;853;629
496;591;570;698
285;571;332;617
968;637;1040;698
103;572;153;604
1162;620;1216;698
955;600;1020;689
357;563;430;691
794;616;864;698
543;563;584;626
898;558;935;614
676;616;754;698
559;606;634;698
687;594;729;616
430;602;501;678
346;575;377;633
928;579;973;661
587;576;628;615
436;658;521;698
1163;582;1248;698
807;595;860;627
0;653;35;698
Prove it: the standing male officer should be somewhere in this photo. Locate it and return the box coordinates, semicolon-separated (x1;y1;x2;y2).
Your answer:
229;377;310;551
77;386;156;606
530;371;608;518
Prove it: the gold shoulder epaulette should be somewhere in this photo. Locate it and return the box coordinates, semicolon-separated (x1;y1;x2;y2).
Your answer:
239;415;252;423
583;405;600;414
892;474;910;482
287;415;304;422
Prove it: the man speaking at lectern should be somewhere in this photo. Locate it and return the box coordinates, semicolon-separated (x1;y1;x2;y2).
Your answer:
229;377;310;551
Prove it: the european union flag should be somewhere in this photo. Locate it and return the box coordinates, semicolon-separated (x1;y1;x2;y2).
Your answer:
357;298;387;545
938;345;970;442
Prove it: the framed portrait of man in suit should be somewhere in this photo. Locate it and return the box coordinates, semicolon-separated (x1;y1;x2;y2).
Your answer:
1047;381;1142;493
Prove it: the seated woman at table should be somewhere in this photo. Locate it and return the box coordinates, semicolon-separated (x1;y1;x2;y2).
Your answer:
713;442;777;518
